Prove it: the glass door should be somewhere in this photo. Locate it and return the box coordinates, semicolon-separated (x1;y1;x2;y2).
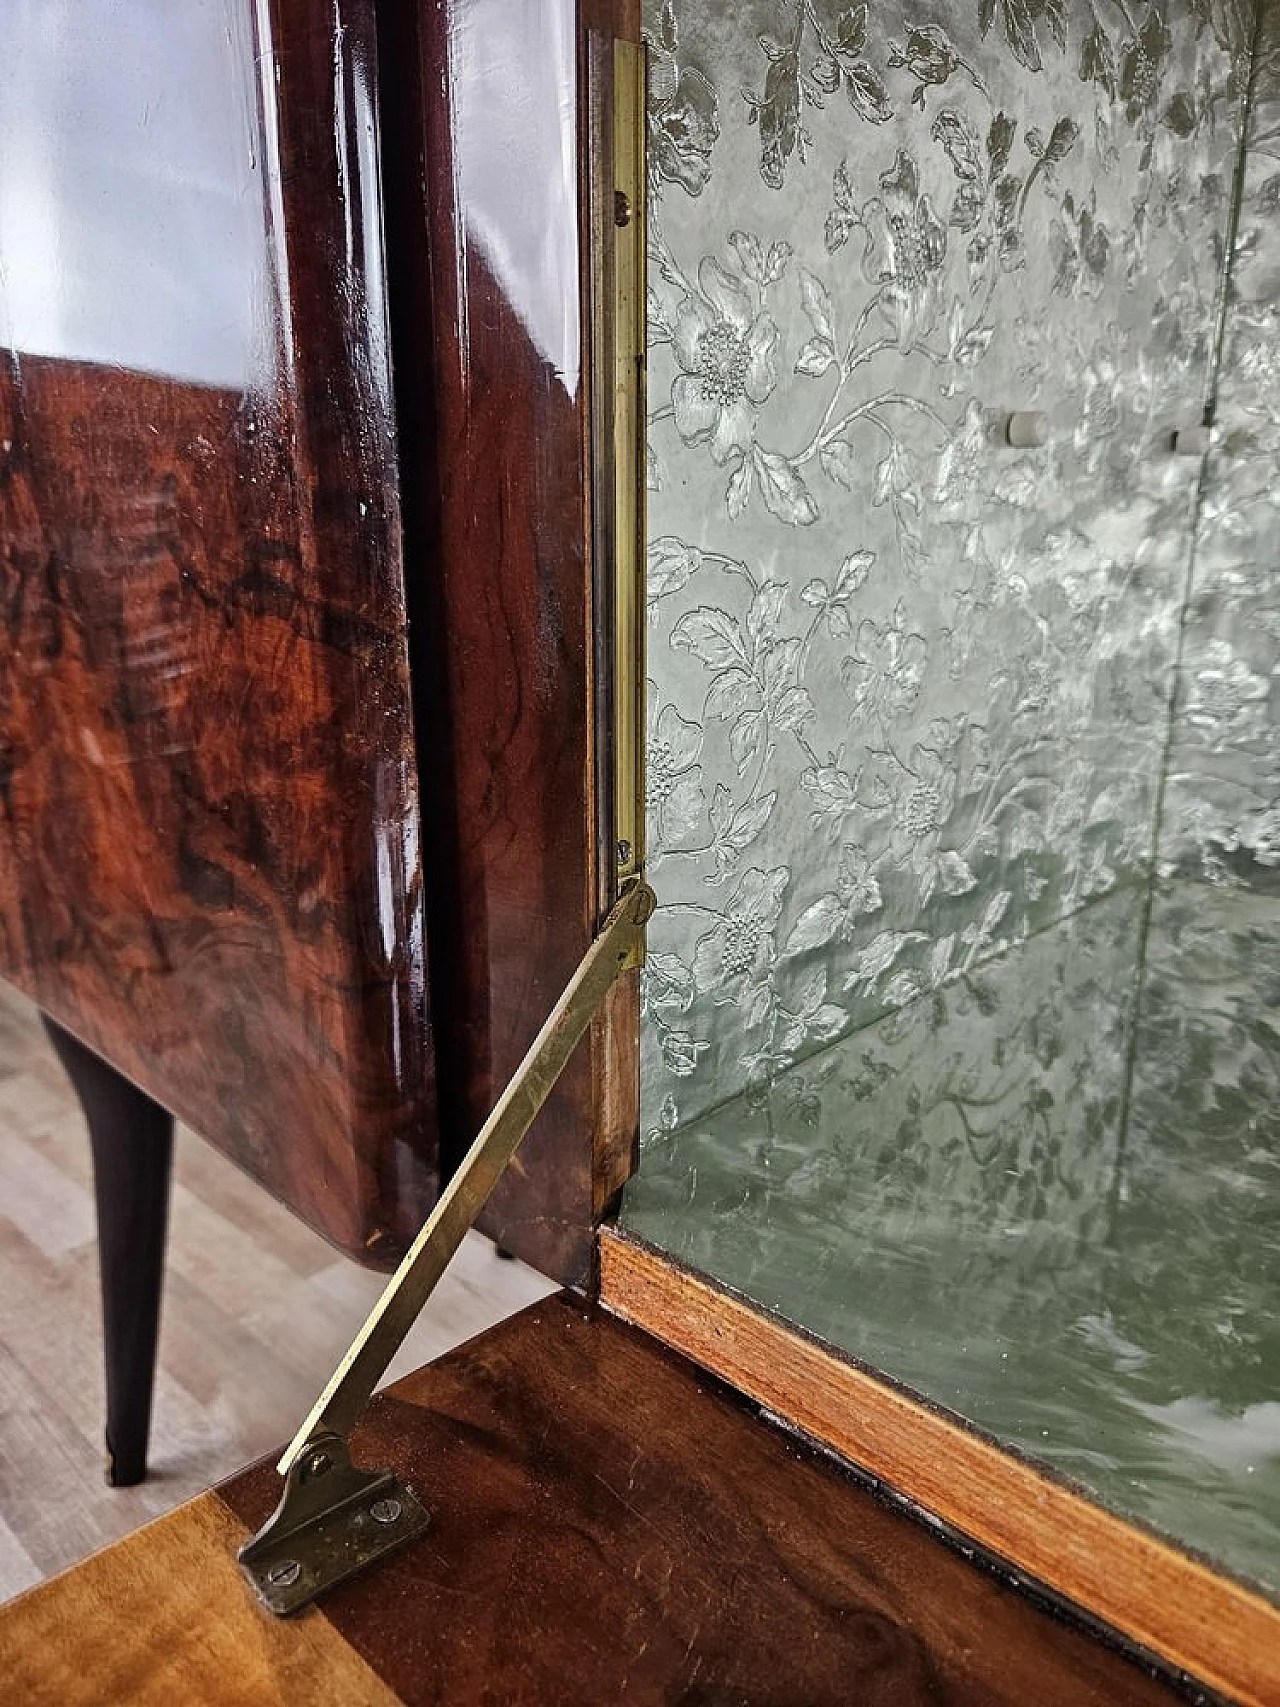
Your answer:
627;0;1277;1595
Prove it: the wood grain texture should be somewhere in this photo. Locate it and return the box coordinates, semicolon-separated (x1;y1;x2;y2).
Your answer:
214;1295;1186;1707
0;0;436;1265
0;1295;1191;1705
593;965;641;1218
0;1497;401;1707
375;0;641;1283
599;1227;1280;1707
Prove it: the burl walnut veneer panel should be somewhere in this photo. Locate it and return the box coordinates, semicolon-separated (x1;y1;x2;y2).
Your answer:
0;0;437;1264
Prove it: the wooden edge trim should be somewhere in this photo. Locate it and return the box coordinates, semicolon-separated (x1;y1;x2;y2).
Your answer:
0;1494;401;1707
598;1226;1279;1707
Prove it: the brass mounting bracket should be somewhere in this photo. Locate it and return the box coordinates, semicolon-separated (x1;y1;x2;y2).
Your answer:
237;1433;429;1616
238;880;657;1615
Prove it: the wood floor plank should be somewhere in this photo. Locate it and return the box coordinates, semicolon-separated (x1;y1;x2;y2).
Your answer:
0;1225;108;1454
0;1340;140;1576
0;1519;41;1601
0;1129;96;1258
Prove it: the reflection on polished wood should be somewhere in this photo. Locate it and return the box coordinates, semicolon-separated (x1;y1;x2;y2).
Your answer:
0;0;436;1265
599;1226;1280;1707
1;1297;1188;1706
376;0;642;1284
0;983;553;1597
1;0;647;1288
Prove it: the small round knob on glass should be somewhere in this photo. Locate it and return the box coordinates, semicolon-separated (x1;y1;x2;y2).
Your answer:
1173;425;1212;456
1004;410;1050;449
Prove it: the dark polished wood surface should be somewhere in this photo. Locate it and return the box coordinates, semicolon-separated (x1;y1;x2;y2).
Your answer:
377;0;642;1283
0;0;437;1264
216;1296;1188;1706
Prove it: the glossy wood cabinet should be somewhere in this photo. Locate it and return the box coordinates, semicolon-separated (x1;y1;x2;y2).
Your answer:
0;0;639;1280
377;0;641;1281
0;0;437;1263
1;8;1276;1703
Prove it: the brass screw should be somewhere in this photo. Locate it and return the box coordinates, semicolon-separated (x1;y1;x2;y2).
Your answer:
369;1498;403;1526
267;1559;302;1588
614;190;631;228
617;839;632;866
306;1450;332;1478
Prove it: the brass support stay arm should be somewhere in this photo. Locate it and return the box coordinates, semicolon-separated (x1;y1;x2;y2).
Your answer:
238;880;656;1614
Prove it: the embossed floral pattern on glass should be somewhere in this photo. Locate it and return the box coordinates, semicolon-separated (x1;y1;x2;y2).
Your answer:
1161;4;1280;883
632;0;1279;1597
641;0;1247;1126
626;880;1280;1594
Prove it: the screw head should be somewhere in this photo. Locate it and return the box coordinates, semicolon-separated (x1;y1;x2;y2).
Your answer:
369;1498;403;1526
305;1450;332;1478
266;1559;302;1588
616;838;632;866
614;189;631;228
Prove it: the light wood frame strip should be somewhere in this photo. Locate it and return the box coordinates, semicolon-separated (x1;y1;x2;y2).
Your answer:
0;1496;401;1706
599;1227;1279;1707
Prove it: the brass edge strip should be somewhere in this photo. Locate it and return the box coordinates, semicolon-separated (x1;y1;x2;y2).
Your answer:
612;36;646;890
599;1225;1280;1707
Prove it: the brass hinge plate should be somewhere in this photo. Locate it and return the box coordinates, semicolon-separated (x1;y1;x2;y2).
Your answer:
238;1433;428;1616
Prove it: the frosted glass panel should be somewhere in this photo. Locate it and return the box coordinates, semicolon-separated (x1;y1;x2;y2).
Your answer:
1161;12;1280;884
629;0;1278;1596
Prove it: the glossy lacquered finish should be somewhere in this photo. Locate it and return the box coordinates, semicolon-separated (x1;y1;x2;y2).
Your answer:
212;1298;1187;1706
0;0;437;1263
0;1304;1189;1706
378;0;641;1281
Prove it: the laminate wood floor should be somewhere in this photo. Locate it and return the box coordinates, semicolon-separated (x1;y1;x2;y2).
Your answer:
0;981;555;1600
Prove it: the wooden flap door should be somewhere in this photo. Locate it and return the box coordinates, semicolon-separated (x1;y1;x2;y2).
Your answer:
0;0;438;1265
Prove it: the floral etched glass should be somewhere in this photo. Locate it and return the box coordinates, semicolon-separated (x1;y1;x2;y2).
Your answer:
627;0;1280;1594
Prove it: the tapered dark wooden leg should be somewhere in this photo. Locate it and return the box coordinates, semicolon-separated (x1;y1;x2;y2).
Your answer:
42;1019;174;1487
